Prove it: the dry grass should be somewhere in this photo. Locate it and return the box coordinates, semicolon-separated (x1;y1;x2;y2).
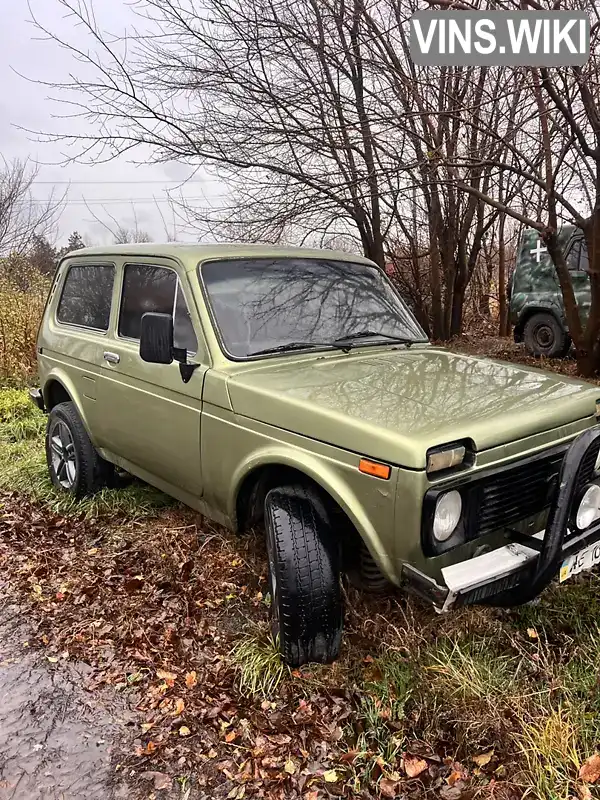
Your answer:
0;258;50;386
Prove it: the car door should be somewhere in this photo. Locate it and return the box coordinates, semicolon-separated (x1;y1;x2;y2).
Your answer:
566;237;591;325
95;258;207;498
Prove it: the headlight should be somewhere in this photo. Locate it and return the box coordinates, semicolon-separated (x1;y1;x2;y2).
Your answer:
576;484;600;530
427;444;466;474
433;490;462;541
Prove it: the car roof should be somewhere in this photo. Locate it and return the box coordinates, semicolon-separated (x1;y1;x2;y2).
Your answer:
61;242;377;272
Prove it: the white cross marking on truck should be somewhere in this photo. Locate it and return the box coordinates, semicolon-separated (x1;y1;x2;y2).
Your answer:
530;240;547;262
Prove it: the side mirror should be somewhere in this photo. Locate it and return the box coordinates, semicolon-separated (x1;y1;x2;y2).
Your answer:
139;312;174;364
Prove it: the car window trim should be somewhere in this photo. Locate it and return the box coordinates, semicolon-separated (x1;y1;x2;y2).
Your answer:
55;261;116;335
196;255;428;362
116;261;198;355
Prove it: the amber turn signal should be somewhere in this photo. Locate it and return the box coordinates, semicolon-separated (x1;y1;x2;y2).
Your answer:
359;458;391;480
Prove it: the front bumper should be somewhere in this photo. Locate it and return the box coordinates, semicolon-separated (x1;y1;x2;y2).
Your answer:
403;427;600;611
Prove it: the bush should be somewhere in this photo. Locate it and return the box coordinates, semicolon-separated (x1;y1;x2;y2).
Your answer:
0;255;50;385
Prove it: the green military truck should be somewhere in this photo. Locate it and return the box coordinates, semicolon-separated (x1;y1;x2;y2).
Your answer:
510;227;589;358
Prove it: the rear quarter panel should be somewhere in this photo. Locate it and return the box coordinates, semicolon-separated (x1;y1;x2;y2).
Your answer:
37;259;118;444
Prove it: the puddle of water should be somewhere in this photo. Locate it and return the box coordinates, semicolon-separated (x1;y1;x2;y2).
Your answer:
0;600;133;800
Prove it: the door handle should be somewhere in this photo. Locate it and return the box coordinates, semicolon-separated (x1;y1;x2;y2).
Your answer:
103;351;120;364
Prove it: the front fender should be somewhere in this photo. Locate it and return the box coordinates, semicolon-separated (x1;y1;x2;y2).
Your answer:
229;445;399;582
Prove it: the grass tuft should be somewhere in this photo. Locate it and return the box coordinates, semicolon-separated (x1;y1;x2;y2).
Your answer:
516;706;583;800
427;637;520;702
231;628;289;697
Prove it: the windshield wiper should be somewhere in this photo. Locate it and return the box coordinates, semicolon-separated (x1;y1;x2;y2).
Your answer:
248;330;417;358
247;341;332;357
333;329;416;346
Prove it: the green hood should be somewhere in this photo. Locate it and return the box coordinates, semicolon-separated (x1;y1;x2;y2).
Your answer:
226;346;599;469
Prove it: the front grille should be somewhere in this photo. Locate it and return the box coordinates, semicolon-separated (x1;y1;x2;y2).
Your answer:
476;436;600;540
477;448;566;536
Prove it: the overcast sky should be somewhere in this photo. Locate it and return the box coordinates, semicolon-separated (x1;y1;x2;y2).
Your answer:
2;0;220;246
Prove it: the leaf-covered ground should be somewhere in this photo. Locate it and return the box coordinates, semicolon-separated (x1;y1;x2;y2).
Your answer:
2;349;600;799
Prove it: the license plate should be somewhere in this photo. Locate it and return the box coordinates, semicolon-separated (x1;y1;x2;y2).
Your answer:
560;541;600;582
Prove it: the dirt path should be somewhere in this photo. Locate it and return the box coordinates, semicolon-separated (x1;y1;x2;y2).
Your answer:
0;593;136;800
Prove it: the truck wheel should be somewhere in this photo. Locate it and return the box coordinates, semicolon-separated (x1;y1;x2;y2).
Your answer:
264;485;343;667
45;402;113;498
523;312;570;358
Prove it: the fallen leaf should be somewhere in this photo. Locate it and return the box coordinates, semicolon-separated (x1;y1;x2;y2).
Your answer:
323;769;338;783
577;784;593;800
179;726;191;737
447;770;463;786
140;771;172;791
340;750;359;763
173;698;185;716
472;750;494;767
580;753;600;783
304;792;319;800
124;576;144;593
527;627;539;640
87;547;99;555
403;755;428;778
225;730;238;743
156;669;176;687
379;777;399;797
185;671;197;689
284;759;296;775
440;786;464;800
46;656;58;663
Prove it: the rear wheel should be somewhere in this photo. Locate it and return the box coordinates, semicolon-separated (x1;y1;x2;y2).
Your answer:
523;312;570;358
264;485;343;667
45;402;114;498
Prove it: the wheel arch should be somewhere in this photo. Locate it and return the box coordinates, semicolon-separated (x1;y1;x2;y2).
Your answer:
515;305;566;340
42;371;94;439
231;448;397;581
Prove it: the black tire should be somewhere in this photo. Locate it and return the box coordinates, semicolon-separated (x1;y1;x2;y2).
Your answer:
264;485;343;667
45;402;114;498
523;312;570;358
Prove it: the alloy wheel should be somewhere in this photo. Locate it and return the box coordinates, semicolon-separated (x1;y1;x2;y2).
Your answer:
49;420;78;490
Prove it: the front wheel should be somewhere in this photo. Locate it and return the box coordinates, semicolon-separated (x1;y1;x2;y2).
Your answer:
264;485;343;667
523;312;570;358
45;402;113;498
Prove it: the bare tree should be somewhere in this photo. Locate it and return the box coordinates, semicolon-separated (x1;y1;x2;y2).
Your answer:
113;226;152;244
0;159;62;256
430;0;600;374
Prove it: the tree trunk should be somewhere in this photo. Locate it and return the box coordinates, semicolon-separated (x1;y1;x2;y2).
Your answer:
427;192;445;340
498;214;508;336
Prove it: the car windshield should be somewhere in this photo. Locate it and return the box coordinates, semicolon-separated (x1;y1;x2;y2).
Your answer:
200;257;427;358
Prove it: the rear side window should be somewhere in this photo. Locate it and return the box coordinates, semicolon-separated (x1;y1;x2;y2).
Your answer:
119;263;198;352
57;265;115;331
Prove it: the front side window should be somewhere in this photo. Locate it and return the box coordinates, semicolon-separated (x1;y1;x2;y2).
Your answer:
200;257;427;358
119;264;198;353
57;264;114;331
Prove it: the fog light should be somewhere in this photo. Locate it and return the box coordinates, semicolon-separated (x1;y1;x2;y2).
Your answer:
433;490;462;542
576;484;600;530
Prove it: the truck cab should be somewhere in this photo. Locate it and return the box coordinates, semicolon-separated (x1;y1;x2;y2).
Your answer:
510;227;590;357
